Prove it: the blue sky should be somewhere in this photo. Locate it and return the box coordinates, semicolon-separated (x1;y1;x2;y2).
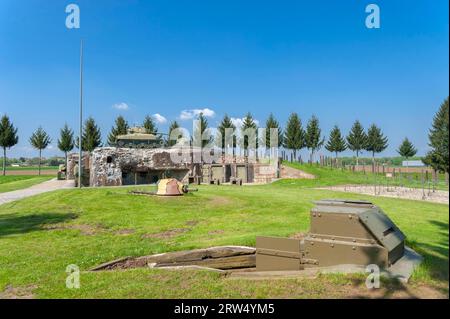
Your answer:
0;0;448;158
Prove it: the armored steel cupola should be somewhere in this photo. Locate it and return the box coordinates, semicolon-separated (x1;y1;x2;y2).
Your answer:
306;199;405;267
256;199;406;271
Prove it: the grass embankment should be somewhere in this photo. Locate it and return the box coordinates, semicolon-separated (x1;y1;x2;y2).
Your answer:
0;179;447;298
280;162;449;191
0;176;53;193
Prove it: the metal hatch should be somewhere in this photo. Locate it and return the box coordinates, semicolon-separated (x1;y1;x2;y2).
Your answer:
358;208;405;253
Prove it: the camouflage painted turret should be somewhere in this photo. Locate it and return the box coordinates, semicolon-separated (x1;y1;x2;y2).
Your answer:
115;126;165;149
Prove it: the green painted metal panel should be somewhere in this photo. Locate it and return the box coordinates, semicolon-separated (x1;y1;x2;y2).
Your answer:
358;208;405;252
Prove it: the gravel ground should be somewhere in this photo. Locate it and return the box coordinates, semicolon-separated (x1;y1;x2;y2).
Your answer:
318;184;449;204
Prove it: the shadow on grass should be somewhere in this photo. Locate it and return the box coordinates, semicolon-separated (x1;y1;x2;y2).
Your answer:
0;212;78;237
406;219;449;282
347;276;418;299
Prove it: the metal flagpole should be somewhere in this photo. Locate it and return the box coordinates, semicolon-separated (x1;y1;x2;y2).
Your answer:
78;39;83;188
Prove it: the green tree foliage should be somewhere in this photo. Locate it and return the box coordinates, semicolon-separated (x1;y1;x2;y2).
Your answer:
305;115;324;163
325;125;347;158
397;137;417;159
143;115;157;134
283;112;304;159
167;121;182;147
107;116;129;146
0;115;19;176
424;97;449;173
193;113;213;148
29;127;52;175
241;112;258;155
57;124;75;173
265;113;283;149
79;117;102;152
346;120;367;166
366;124;388;167
217;114;236;154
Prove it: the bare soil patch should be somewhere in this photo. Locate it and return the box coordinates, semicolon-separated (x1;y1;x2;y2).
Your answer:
114;228;135;236
334;277;448;299
142;228;191;239
185;220;199;226
0;284;37;299
319;184;449;204
44;223;108;236
5;170;57;176
209;196;232;206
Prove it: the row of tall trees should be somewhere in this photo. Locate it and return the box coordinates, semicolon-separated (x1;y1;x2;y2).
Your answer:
0;96;448;175
0;116;102;176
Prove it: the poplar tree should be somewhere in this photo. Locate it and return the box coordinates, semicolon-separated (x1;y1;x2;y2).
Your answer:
107;115;129;146
29;127;52;176
241;112;258;157
0;115;19;175
193;113;212;148
283;112;304;160
305;115;324;164
325;125;347;159
57;124;75;173
265;113;283;151
397;138;417;160
79;117;102;152
346;120;367;166
425;97;449;173
168;121;182;147
217;114;236;155
143;115;157;134
366;124;388;170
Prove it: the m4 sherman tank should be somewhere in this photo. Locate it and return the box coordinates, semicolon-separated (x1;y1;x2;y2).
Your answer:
115;127;165;149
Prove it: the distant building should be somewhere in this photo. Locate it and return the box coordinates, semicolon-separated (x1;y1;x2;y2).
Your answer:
402;160;425;167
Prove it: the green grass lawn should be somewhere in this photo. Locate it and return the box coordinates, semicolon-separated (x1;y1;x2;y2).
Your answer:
0;176;53;193
5;166;58;171
282;162;449;191
0;177;447;298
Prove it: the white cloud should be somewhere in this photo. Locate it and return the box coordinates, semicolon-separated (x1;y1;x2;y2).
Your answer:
153;113;167;124
112;102;129;111
231;117;244;129
231;117;260;129
179;108;215;120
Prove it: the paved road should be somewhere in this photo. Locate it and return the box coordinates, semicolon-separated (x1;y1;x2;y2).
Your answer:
0;178;75;206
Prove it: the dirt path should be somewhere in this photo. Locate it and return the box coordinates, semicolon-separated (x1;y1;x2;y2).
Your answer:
319;184;449;204
280;165;315;179
5;170;57;176
0;178;75;206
